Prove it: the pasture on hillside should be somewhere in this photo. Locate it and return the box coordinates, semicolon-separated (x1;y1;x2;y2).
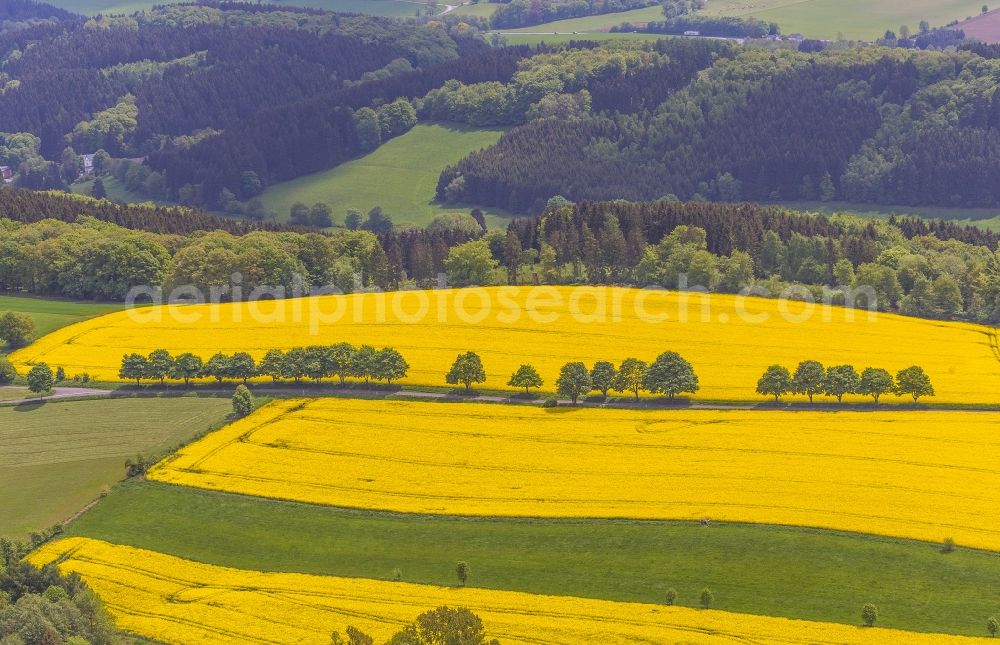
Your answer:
256;123;511;229
32;538;990;645
775;201;1000;233
150;398;1000;549
70;480;1000;635
701;0;990;40
0;295;123;341
12;288;1000;405
0;397;231;538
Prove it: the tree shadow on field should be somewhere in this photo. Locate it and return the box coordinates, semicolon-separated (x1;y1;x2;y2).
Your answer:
12;400;46;412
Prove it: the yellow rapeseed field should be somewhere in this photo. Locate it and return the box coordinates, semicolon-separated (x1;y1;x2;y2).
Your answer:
151;398;1000;550
11;287;1000;404
29;538;995;645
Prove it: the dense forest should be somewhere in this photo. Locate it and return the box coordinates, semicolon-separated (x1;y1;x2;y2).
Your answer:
7;2;1000;220
2;189;996;325
439;45;1000;213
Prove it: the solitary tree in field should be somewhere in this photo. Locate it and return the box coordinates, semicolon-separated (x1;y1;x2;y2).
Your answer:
987;616;999;638
374;347;409;385
26;363;53;399
857;367;894;404
699;588;713;609
0;312;35;348
590;361;617;399
556;362;592;405
455;562;470;586
791;360;825;402
446;352;486;391
756;365;792;401
643;352;699;400
664;588;678;605
119;353;149;386
824;365;859;402
861;603;878;627
232;384;254;418
228;352;257;384
895;366;934;402
613;358;647;400
146;349;174;385
257;349;285;383
508;364;543;394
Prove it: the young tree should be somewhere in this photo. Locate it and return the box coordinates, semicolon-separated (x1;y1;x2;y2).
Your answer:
330;342;356;386
699;588;714;609
988;616;999;638
446;351;486;391
0;312;35;348
756;365;792;401
613;358;647;400
824;365;859;402
664;588;678;605
861;603;878;627
228;352;257;384
374;347;409;385
257;349;286;383
54;366;65;382
26;363;53;398
643;352;699;400
857;367;894;404
232;384;254;418
456;561;470;586
91;177;107;199
0;357;16;385
791;360;825;402
146;349;174;385
352;345;378;385
507;364;543;394
119;353;149;386
896;365;934;402
590;361;617;398
344;209;362;230
556;362;592;404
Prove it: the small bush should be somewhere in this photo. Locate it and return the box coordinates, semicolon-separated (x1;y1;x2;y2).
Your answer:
665;588;677;605
861;603;878;627
941;537;955;553
699;588;713;609
988;615;999;637
542;396;558;408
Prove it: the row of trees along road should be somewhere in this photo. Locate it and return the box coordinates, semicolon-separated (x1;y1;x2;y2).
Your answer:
118;344;408;386
448;351;700;404
756;361;934;403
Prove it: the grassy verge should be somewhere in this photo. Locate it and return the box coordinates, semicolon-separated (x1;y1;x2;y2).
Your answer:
0;397;231;539
68;479;1000;637
257;122;512;229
